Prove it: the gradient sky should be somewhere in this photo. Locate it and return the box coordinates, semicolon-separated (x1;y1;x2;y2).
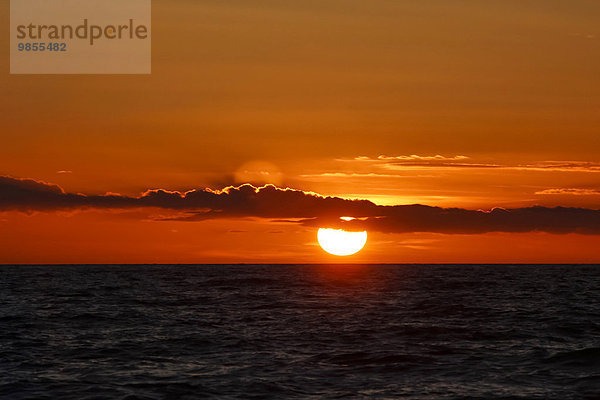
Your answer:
1;0;600;263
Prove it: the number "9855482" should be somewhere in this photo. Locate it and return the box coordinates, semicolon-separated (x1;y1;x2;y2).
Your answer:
17;42;67;52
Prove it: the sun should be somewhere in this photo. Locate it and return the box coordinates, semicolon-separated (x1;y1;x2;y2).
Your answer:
317;228;367;256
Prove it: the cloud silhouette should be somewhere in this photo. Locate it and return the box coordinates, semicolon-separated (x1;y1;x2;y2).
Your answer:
298;206;600;235
0;176;374;216
2;176;600;234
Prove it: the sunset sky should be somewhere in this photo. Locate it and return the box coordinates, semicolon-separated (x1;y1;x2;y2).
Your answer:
2;0;600;263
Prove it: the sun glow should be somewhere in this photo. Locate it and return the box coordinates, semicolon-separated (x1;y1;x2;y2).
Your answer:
317;228;367;256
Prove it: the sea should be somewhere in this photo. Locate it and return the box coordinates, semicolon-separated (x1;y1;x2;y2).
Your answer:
1;264;599;399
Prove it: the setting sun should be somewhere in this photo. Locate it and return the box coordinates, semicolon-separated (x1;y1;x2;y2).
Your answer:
317;228;368;256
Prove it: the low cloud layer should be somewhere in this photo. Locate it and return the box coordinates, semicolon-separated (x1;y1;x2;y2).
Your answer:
0;176;374;217
2;176;600;235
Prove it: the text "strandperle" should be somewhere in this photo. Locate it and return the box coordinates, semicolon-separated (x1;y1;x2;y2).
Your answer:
16;19;148;45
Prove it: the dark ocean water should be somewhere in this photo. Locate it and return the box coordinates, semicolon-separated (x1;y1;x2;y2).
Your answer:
1;264;600;399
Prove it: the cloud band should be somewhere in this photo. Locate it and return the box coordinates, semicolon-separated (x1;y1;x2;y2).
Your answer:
2;176;600;235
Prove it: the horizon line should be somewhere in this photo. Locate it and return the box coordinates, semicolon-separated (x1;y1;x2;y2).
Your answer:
1;263;599;266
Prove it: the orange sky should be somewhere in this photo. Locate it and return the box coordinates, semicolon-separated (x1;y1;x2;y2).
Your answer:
1;1;600;263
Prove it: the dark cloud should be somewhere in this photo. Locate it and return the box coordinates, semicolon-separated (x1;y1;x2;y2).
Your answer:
0;176;375;217
0;176;137;211
2;176;600;235
299;206;600;235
